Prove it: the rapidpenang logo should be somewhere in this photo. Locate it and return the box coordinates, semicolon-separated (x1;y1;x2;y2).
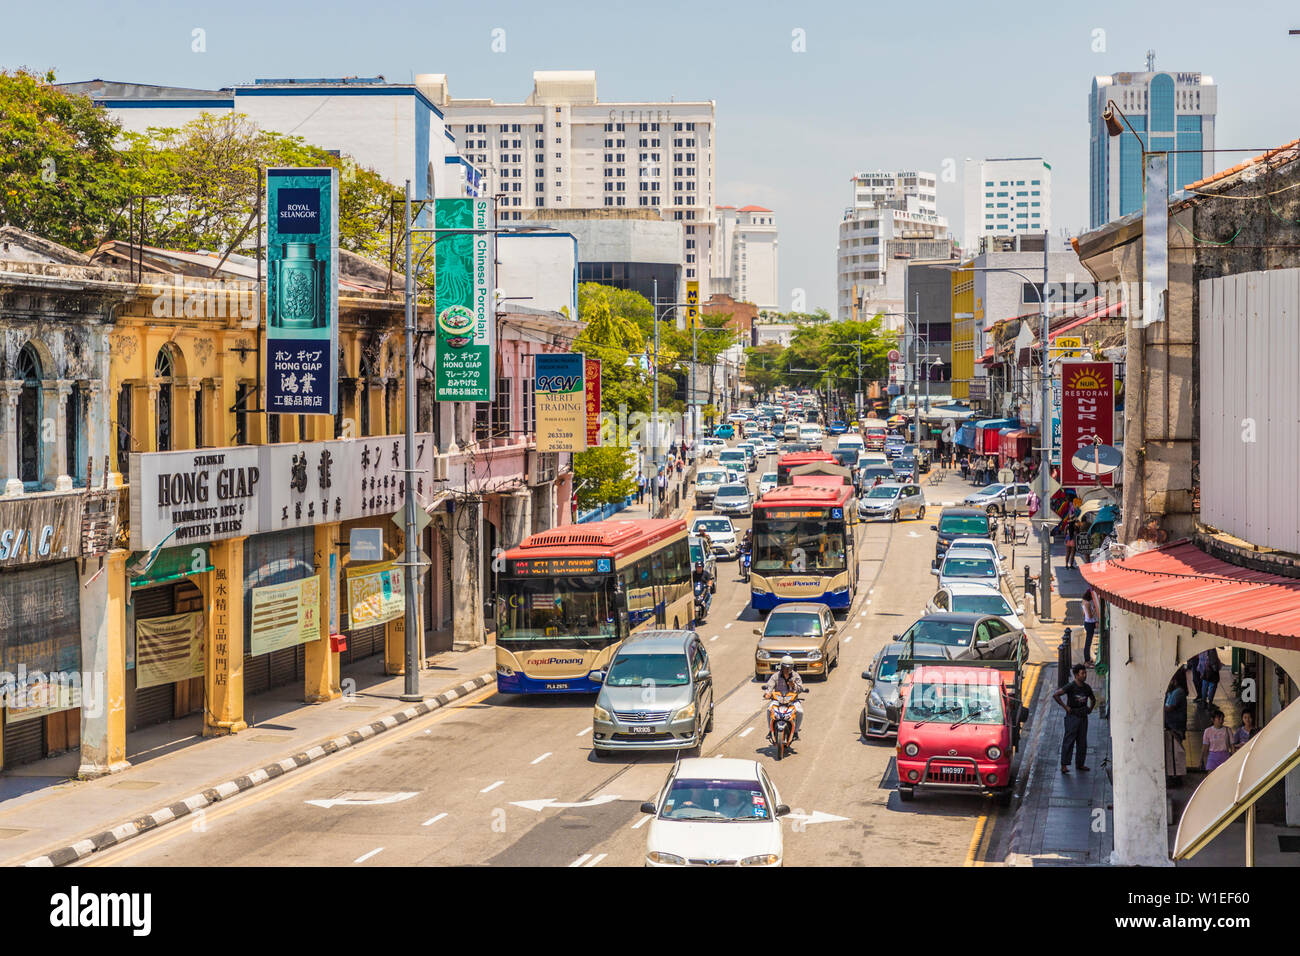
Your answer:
49;886;151;937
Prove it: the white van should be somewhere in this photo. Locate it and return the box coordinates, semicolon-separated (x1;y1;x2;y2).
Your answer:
836;434;865;453
798;423;823;443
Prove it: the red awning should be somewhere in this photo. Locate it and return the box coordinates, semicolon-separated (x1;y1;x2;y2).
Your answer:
1080;540;1300;650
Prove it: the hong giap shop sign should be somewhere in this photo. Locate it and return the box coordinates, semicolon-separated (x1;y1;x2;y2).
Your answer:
130;435;434;550
434;197;495;402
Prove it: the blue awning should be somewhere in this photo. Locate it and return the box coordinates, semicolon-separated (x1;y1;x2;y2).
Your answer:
957;422;977;448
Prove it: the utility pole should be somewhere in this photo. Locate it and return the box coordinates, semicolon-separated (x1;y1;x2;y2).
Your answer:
1038;230;1053;621
651;277;660;476
399;181;421;700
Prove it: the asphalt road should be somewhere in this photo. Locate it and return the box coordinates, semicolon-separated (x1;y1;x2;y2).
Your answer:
83;435;1048;867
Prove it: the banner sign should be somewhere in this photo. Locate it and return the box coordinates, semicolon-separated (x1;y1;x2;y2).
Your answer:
5;680;81;722
131;436;434;549
266;167;339;415
1060;361;1114;486
434;197;496;401
249;576;320;656
535;352;586;453
584;357;602;448
0;561;81;682
1050;370;1062;465
346;560;404;629
135;610;205;689
686;280;699;329
0;493;83;568
129;544;212;589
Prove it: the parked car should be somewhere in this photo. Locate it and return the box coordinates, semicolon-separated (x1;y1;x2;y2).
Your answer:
860;641;906;739
895;612;1025;663
857;482;926;521
641;757;788;866
712;482;754;518
689;535;718;593
753;602;840;680
964;482;1034;515
592;630;714;757
932;507;994;567
931;552;1002;591
757;472;778;497
926;583;1025;631
694;467;729;508
690;516;740;559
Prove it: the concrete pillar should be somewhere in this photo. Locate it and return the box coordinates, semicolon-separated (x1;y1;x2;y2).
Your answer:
451;499;485;646
54;381;73;491
1109;606;1176;866
502;490;532;549
172;378;199;450
305;523;341;702
142;382;160;452
2;381;23;496
84;379;108;486
77;551;130;777
205;538;247;736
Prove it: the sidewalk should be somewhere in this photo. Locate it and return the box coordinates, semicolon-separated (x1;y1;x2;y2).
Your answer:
0;644;496;867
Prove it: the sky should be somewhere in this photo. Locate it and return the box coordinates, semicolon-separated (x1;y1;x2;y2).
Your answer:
5;0;1299;312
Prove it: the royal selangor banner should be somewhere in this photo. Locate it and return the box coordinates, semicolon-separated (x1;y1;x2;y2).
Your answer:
1060;361;1115;487
584;357;602;448
535;352;586;453
249;576;320;656
266;167;339;415
135;610;205;690
434;197;495;402
346;560;404;629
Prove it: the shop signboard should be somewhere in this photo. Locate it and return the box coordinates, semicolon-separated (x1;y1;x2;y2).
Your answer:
131;447;262;551
266;167;339;414
0;561;81;692
1060;361;1115;486
249;576;321;655
535;352;586;453
584;357;602;448
434;197;495;401
346;560;404;628
0;493;84;567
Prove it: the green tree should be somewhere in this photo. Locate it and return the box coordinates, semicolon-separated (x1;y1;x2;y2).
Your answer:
0;70;131;248
572;446;637;509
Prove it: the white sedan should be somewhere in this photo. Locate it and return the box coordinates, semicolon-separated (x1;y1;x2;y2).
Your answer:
946;537;1008;576
757;472;778;497
925;582;1026;631
643;758;788;867
690;516;740;559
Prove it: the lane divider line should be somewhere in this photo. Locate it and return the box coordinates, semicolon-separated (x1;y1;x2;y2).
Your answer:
422;813;448;827
354;847;384;864
576;727;592;737
586;853;608;867
632;814;651;829
480;780;504;793
19;670;498;868
569;853;592;867
531;753;552;765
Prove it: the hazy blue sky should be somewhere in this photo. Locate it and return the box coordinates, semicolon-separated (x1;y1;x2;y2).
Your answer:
5;0;1299;311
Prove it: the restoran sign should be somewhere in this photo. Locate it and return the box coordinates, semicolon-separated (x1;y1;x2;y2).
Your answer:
1060;361;1114;487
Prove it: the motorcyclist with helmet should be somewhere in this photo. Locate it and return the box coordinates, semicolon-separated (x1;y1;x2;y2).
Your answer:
763;655;804;739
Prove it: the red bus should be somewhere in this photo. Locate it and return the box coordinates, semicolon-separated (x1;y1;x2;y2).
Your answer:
776;451;851;487
750;485;859;611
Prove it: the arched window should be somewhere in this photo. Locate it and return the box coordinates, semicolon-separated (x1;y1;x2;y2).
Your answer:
155;347;174;451
16;344;41;485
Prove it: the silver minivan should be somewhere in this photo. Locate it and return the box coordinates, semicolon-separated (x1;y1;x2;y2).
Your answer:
592;631;715;756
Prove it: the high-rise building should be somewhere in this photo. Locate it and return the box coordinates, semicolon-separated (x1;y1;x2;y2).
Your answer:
962;158;1052;253
424;71;716;303
1089;62;1216;229
711;205;778;312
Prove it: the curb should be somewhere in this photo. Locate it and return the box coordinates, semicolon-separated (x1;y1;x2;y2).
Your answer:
1006;663;1055;865
22;672;497;867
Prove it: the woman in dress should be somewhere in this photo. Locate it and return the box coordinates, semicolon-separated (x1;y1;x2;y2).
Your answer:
1200;709;1235;773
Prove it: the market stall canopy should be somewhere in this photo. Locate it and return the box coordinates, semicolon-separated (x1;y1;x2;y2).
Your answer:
1173;695;1300;860
921;403;978;422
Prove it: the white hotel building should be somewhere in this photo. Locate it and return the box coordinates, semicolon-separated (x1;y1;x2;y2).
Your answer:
423;71;717;301
711;205;779;313
962;157;1052;253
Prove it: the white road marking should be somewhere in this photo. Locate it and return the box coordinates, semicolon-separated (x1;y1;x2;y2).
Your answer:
632;814;652;829
585;853;608;867
569;854;592;867
480;780;505;793
854;621;862;629
860;610;868;617
305;791;418;809
844;634;854;643
510;794;624;812
724;622;733;629
354;847;384;863
576;726;592;736
869;587;875;594
739;726;754;738
531;752;552;765
711;635;719;641
784;810;851;825
422;813;448;827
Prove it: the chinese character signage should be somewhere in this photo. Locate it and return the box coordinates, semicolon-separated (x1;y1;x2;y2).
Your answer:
266;167;339;415
584;357;602;448
434;197;495;401
535;352;586;453
1060;361;1114;486
249;576;320;656
686;280;699;329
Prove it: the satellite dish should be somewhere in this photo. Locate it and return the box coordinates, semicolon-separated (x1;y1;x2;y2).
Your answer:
1072;443;1122;476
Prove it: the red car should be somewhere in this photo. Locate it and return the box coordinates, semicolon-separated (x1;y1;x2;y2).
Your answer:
895;661;1023;806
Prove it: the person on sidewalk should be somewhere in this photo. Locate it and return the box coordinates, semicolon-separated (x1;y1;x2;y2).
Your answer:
1164;666;1188;787
1200;708;1235;773
1064;519;1079;569
1052;664;1096;773
960;454;969;481
1235;710;1258;747
1198;648;1223;706
1080;587;1100;663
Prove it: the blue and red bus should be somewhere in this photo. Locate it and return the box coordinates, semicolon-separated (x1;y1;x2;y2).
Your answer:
750;485;859;611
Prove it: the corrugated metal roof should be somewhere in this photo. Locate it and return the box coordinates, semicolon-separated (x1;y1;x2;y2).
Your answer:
1080;540;1300;649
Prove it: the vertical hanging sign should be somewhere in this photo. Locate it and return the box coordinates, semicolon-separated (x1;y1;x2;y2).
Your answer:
584;357;602;448
535;352;586;453
434;197;495;401
1060;361;1115;486
266;167;339;415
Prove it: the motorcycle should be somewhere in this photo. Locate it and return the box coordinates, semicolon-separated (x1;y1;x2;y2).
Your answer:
740;547;751;582
766;689;801;761
693;579;711;624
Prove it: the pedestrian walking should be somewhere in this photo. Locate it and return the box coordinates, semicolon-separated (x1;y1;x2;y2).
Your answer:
1198;648;1222;705
656;470;667;504
1064;519;1079;569
1200;708;1235;773
1080;587;1100;663
1164;666;1188;786
636;474;646;504
960;454;970;481
1052;664;1096;772
1188;656;1204;702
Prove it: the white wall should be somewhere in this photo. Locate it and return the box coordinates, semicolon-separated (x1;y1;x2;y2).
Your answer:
497;234;579;318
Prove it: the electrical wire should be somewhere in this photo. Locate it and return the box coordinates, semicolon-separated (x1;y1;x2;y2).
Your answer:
1173;220;1242;246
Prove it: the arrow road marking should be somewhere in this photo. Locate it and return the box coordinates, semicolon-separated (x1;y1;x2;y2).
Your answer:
785;810;850;825
510;795;623;812
305;791;418;809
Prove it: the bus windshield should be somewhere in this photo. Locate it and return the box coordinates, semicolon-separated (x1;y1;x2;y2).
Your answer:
753;516;847;572
497;574;620;649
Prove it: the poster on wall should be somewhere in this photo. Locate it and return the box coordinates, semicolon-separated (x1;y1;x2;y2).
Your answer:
0;562;81;684
1060;361;1115;487
434;197;496;401
535;352;586;453
346;560;404;629
584;357;602;448
266;167;339;415
135;611;205;689
249;576;321;656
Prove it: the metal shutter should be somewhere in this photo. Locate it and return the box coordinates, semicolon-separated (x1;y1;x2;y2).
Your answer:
243;529;314;704
2;713;45;768
269;644;302;689
243;649;271;697
348;625;385;663
130;584;178;730
439;531;453;630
